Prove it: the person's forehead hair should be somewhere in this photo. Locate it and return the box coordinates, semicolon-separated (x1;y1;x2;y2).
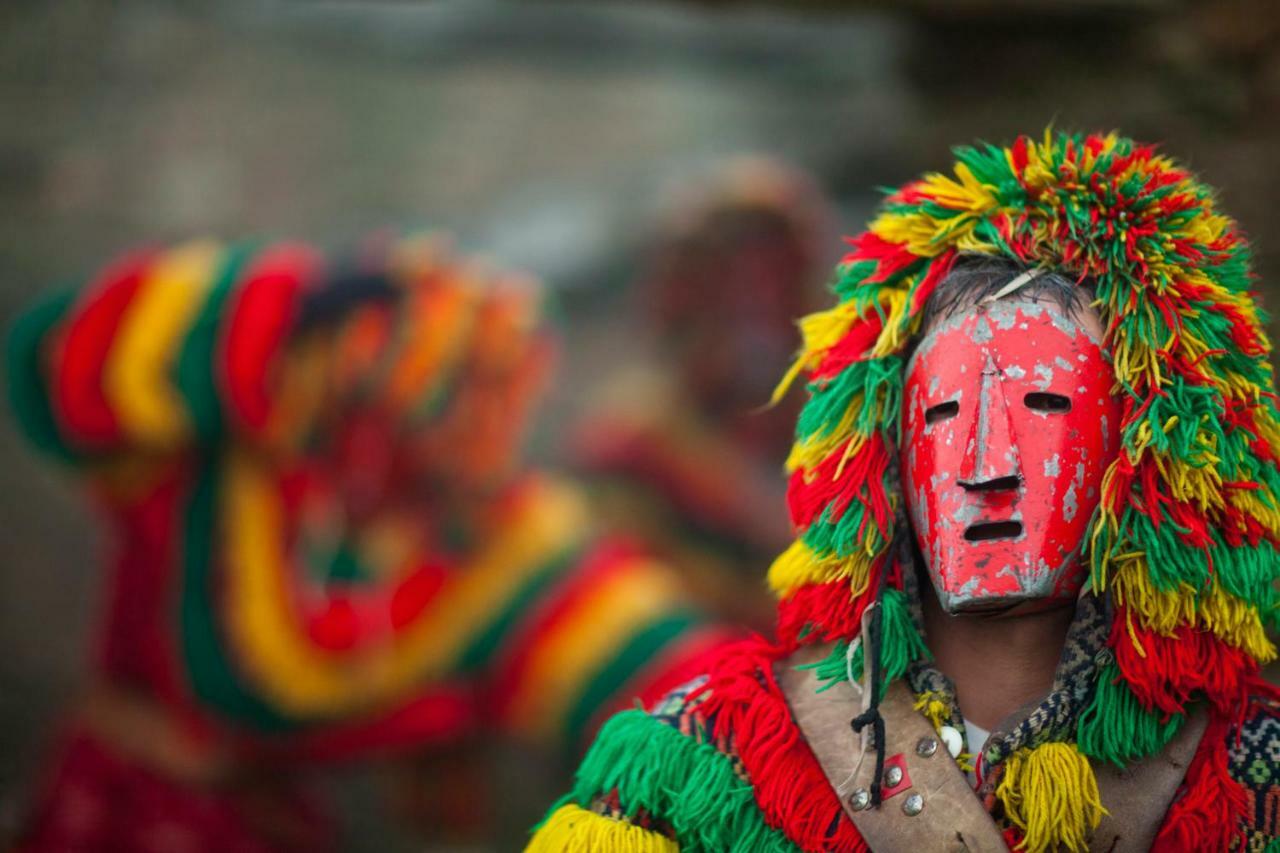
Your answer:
916;255;1091;336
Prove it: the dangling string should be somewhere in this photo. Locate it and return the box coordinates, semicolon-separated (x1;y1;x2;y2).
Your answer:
845;634;863;698
834;609;871;797
850;593;887;806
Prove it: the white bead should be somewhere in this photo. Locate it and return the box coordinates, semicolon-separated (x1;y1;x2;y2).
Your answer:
938;725;963;758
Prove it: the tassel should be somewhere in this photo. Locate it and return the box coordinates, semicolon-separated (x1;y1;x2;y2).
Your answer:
996;742;1106;853
564;708;795;852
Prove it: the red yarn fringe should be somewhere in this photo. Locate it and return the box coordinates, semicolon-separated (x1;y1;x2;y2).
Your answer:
53;250;155;447
691;636;867;853
1150;711;1247;852
1111;611;1257;725
843;232;918;284
776;569;882;651
221;244;318;433
787;435;892;533
810;316;884;381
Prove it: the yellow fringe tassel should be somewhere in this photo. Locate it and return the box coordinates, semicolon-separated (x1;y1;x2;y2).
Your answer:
1106;562;1277;663
766;539;874;600
912;691;950;731
784;403;866;473
996;742;1106;853
771;301;865;405
104;240;222;448
527;803;678;853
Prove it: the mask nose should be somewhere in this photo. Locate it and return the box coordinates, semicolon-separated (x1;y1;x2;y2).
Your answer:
957;352;1022;492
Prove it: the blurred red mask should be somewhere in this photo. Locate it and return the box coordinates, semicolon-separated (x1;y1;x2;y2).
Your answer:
900;297;1120;613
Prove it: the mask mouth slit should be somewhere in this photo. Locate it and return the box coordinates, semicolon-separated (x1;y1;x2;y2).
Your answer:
964;520;1023;542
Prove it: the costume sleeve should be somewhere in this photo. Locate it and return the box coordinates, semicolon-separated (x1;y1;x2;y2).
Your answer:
476;533;736;751
6;240;320;461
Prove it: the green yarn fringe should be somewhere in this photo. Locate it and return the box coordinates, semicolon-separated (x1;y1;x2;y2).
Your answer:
547;709;799;853
803;588;930;701
1077;663;1186;768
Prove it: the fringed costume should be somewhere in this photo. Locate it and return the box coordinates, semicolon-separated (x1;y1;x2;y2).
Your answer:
8;237;731;851
530;131;1280;851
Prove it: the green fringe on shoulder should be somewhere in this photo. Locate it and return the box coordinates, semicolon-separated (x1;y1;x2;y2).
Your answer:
1077;663;1186;767
544;709;800;853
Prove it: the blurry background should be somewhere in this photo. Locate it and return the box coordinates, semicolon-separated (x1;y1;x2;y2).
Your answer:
1;1;1277;849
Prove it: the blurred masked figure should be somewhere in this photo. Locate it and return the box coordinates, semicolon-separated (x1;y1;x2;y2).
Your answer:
572;158;836;626
7;236;733;851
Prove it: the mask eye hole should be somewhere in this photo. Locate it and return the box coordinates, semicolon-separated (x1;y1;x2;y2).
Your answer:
1024;392;1071;413
924;400;959;424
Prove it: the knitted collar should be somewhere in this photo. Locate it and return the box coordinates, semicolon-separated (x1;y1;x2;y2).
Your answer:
903;591;1110;770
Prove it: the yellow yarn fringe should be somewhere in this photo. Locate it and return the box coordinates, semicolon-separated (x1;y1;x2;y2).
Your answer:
771;286;910;409
996;742;1106;853
868;287;911;358
767;539;874;600
1105;562;1276;662
913;691;950;730
870;163;997;258
772;301;865;406
784;404;865;472
527;804;678;853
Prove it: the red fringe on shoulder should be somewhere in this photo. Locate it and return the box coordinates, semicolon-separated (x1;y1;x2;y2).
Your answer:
776;560;884;651
692;636;867;853
1150;711;1247;852
1111;613;1257;725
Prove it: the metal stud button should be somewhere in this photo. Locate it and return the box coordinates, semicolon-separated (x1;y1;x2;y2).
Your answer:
884;765;904;788
849;788;871;811
915;736;938;757
902;793;925;816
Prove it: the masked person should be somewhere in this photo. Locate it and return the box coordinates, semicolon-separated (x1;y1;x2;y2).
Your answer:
572;158;834;628
7;236;731;851
527;131;1280;852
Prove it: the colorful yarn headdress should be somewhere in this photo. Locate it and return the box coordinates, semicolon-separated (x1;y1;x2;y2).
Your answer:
769;130;1278;845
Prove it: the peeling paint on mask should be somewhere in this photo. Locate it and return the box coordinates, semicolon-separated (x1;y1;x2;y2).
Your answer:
971;316;995;344
1063;480;1079;522
1044;454;1061;477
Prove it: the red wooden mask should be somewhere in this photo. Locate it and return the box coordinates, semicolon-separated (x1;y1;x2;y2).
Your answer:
900;298;1120;613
